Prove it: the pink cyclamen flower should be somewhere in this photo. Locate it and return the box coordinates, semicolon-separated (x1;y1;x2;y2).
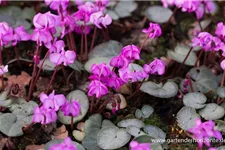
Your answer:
119;68;148;83
188;118;222;148
130;141;150;150
0;65;8;75
142;22;162;39
181;0;201;13
90;11;112;29
0;22;13;46
40;90;66;111
161;0;174;8
88;80;108;98
121;45;140;60
32;106;57;124
74;24;91;35
45;0;69;11
143;59;165;75
60;14;76;38
91;63;111;77
104;72;124;90
11;26;30;46
95;0;109;11
50;49;76;66
215;22;225;41
221;60;225;70
110;55;129;68
192;32;213;51
33;11;59;30
49;137;76;150
31;28;53;46
61;100;81;117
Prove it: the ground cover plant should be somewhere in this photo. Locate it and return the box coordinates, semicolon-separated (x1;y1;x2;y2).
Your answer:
1;0;225;150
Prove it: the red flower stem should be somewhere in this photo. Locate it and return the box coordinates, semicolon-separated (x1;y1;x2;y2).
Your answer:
140;34;149;51
14;46;21;68
71;116;74;130
90;26;97;51
0;47;4;90
177;46;193;73
84;23;88;60
198;19;203;32
97;97;113;113
164;7;178;27
220;70;225;86
66;70;75;87
127;78;145;100
66;35;72;50
27;45;39;101
69;32;76;52
46;65;59;93
61;64;67;79
101;29;108;41
90;96;95;113
195;50;204;67
33;50;50;88
81;33;84;57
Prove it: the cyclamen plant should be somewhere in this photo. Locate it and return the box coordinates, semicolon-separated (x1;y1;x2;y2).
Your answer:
130;141;151;150
88;22;165;113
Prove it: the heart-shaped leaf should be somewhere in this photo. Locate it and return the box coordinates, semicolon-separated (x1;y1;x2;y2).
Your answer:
82;129;101;150
176;107;200;130
58;90;89;125
45;138;85;150
0;91;12;107
106;94;127;110
72;130;85;142
140;81;178;98
126;125;146;137
135;105;154;119
102;119;116;129
84;57;111;73
0;113;32;137
146;6;172;23
114;1;138;18
199;103;225;120
183;92;206;109
85;114;102;134
68;60;84;72
117;119;144;128
167;44;197;66
37;58;56;71
143;125;166;143
217;87;225;98
97;127;131;149
88;40;123;59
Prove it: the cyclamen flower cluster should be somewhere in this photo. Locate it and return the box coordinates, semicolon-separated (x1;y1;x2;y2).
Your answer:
130;141;150;150
49;40;76;66
193;22;225;51
161;0;216;20
88;22;165;98
0;22;30;47
88;46;165;98
49;137;76;150
188;118;222;149
33;90;80;124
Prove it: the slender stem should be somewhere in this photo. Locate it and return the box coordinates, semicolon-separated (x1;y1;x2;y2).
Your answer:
71;116;74;130
198;19;203;32
220;70;225;86
101;29;108;41
90;26;97;51
177;47;193;73
90;96;95;113
14;46;21;68
46;65;59;93
140;34;149;51
0;47;3;90
69;32;76;52
96;97;113;113
127;78;145;100
33;51;50;88
195;50;204;67
84;23;88;60
164;7;178;28
66;35;72;50
80;33;84;58
61;65;67;79
27;45;39;101
66;70;75;87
